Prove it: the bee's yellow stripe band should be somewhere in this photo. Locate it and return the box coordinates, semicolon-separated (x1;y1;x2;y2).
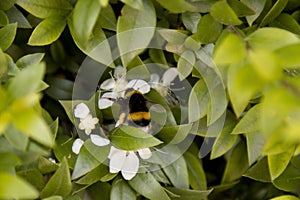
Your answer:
128;112;150;121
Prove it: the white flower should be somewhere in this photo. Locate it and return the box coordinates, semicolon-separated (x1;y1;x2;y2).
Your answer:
90;134;110;146
74;103;90;119
108;146;152;180
150;67;178;96
78;114;99;135
72;138;84;154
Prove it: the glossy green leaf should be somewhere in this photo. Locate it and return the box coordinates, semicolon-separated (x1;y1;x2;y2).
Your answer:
28;17;66;46
260;0;288;27
177;50;195;80
270;196;300;200
268;146;294;180
165;187;212;200
196;14;222;44
270;13;300;35
227;0;255;17
232;104;262;134
155;0;196;13
72;0;100;44
0;173;39;199
0;11;8;26
16;53;45;68
111;179;136;200
184;152;207;190
241;0;266;26
72;144;101;179
210;0;242;25
244;157;271;182
120;0;143;10
222;140;249;183
38;156;58;174
246;132;265;166
41;158;72;198
128;173;170;200
16;0;72;18
246;27;299;51
182;12;201;34
0;0;15;10
155;124;192;144
273;164;300;193
0;23;17;51
276;43;300;68
211;115;237;159
6;6;32;28
194;61;227;125
213;33;247;66
163;156;189;189
98;4;117;31
110;126;163;150
117;0;156;67
188;79;209;123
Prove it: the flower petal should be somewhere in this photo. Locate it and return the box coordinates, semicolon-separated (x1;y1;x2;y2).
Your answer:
150;74;160;88
127;79;150;94
114;66;127;80
137;148;152;159
100;78;115;90
121;152;139;180
74;103;90;118
162;68;178;86
109;148;127;173
90;134;110;146
108;146;120;159
98;98;114;109
72;138;84;154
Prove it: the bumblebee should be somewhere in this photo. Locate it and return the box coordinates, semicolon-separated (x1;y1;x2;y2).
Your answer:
117;89;150;127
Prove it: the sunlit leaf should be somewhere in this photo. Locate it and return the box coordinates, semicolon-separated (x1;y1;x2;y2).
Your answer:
246;132;265;165
196;14;222;44
16;53;45;69
210;0;242;25
276;43;300;68
155;0;196;13
270;195;300;200
0;23;17;51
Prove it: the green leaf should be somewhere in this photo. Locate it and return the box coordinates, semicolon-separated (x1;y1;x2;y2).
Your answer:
41;158;72;198
0;0;15;10
276;43;300;68
0;23;17;51
16;53;45;68
182;12;201;34
12;108;54;147
221;140;249;183
0;48;7;81
210;0;242;25
0;11;8;26
196;14;222;44
8;62;45;98
76;164;111;185
117;0;156;67
246;132;265;165
194;61;227;125
120;0;143;10
246;27;299;51
16;0;72;18
184;152;207;190
165;187;212;200
213;33;247;66
42;196;63;200
158;29;187;45
273;164;300;192
6;6;32;28
268;146;294;180
188;79;209;123
177;50;195;80
155;0;196;13
244;157;271;182
155;124;192;144
260;0;288;27
270;13;300;35
0;173;39;199
232;104;262;134
38;156;58;174
211;115;237;159
28;17;66;46
72;0;100;45
84;139;110;163
17;168;46;191
0;152;21;172
241;0;266;26
110;126;163;150
128;173;170;200
5;124;28;151
72;143;101;180
163;156;189;189
111;179;136;200
227;0;255;17
98;4;117;31
270;195;300;200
